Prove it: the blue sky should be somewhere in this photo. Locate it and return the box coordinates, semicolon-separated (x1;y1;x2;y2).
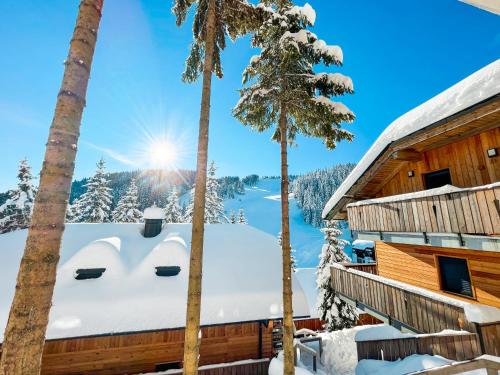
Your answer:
0;0;498;191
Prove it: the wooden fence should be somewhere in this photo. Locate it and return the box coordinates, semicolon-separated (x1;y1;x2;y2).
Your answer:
477;322;500;356
341;262;378;274
330;264;477;333
356;333;482;362
166;359;270;375
347;184;500;235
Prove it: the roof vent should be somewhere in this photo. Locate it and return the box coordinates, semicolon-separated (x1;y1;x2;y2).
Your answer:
75;268;106;280
143;204;164;238
155;266;181;277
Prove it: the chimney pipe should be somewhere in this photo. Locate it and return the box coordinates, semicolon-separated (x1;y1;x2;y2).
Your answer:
143;204;164;238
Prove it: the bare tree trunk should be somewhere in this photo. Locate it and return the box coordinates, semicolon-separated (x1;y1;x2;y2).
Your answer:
279;106;295;375
0;1;103;374
182;0;216;373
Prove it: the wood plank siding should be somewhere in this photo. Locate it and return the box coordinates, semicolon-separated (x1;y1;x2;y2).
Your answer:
375;242;500;307
356;333;482;362
0;322;273;375
166;359;271;375
347;184;500;235
379;127;500;197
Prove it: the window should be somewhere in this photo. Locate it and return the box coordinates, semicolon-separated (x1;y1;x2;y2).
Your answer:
424;169;452;189
438;256;473;297
75;268;106;280
155;362;181;371
155;266;181;277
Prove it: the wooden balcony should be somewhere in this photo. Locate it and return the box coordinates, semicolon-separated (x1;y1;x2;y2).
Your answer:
340;262;378;275
347;183;500;235
330;263;477;333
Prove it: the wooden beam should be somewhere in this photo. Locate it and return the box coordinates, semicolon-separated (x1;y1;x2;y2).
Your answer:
391;148;422;161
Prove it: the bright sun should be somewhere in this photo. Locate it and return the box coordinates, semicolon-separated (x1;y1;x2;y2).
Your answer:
150;141;176;166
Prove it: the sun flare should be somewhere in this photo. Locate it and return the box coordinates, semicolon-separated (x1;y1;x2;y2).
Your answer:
149;141;176;166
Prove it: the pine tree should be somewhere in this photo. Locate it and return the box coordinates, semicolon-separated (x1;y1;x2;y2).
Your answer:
229;210;236;224
0;1;103;372
233;4;354;372
164;188;182;223
112;178;142;223
317;220;357;330
66;198;81;223
184;162;226;224
78;158;113;223
237;208;247;224
0;158;36;234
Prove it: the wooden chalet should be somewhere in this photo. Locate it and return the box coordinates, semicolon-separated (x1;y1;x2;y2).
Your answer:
0;221;320;375
323;60;500;357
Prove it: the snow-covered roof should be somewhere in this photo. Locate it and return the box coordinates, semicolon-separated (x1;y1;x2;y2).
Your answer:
294;268;319;318
323;59;500;219
0;224;311;341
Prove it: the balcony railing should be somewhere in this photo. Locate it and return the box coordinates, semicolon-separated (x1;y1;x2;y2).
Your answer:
330;263;478;334
347;183;500;235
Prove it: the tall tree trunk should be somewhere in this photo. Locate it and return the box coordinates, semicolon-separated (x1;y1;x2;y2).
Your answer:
279;106;295;375
182;0;216;373
0;1;103;374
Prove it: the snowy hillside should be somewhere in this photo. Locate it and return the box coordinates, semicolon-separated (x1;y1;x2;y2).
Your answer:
223;178;352;267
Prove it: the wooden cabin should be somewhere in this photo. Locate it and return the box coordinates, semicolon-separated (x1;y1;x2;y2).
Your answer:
323;60;500;355
0;222;319;375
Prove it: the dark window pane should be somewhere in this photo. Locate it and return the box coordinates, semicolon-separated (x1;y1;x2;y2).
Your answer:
438;256;472;297
75;268;106;280
155;266;181;277
424;169;452;189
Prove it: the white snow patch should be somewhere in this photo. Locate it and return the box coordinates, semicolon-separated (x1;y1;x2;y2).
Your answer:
295;268;319;318
143;205;165;220
323;59;500;218
356;354;453;375
312;95;353;116
351;239;375;250
269;351;315;375
354;325;413;342
464;304;500;324
286;3;316;26
264;193;295;201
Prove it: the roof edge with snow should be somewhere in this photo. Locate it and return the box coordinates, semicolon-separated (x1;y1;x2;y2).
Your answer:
322;59;500;219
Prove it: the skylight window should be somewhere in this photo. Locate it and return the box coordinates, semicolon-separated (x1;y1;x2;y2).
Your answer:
155;266;181;277
75;268;106;280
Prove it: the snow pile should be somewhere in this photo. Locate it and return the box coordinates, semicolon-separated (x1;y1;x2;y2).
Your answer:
143;205;165;220
356;354;453;375
464;304;500;324
312;39;343;64
268;352;314;375
323;59;500;218
285;3;316;26
354;325;413;342
312;96;353;116
351;239;374;250
320;325;376;375
312;72;354;92
0;223;311;341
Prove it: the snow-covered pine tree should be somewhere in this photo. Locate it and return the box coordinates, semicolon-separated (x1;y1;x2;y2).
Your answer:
233;5;354;368
0;158;36;233
66;198;81;223
164;188;182;223
77;158;113;223
111;178;142;223
237;208;247;224
317;220;357;330
184;162;226;224
229;210;236;224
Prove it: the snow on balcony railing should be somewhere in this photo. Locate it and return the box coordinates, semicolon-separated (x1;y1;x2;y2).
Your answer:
346;183;500;235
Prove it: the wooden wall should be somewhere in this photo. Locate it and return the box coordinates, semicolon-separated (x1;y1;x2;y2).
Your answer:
0;322;273;375
378;128;500;197
376;241;500;307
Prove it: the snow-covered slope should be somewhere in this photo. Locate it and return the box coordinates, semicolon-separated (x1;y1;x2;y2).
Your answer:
223;178;352;267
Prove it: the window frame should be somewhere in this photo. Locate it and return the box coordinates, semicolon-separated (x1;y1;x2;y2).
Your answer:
423;168;452;190
435;255;475;300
